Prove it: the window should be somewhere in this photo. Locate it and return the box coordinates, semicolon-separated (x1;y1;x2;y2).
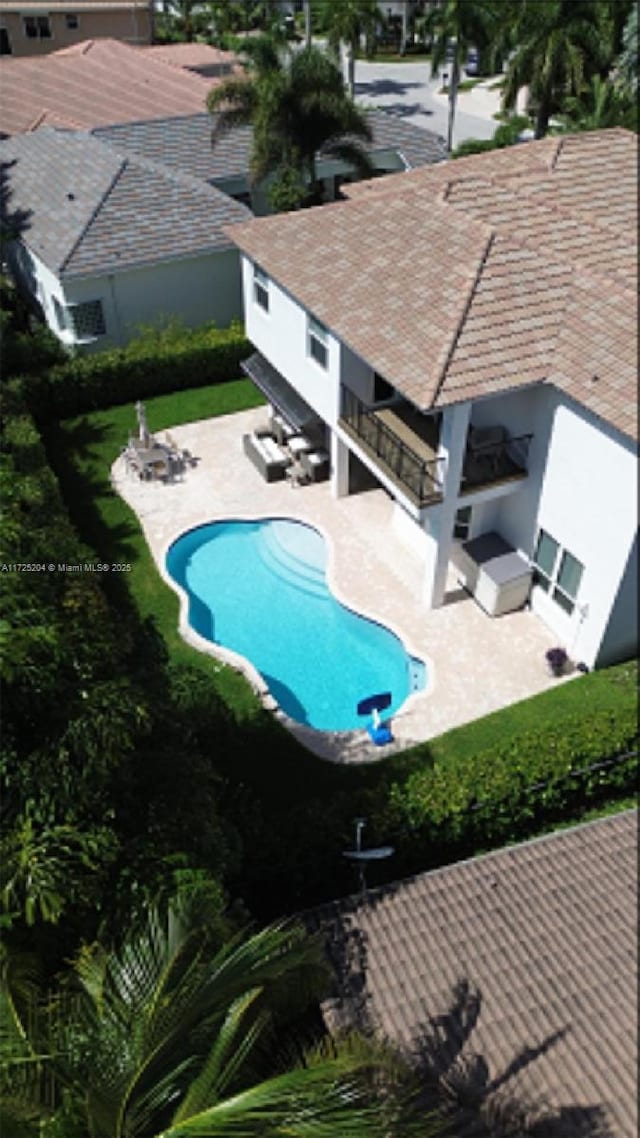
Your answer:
253;264;269;312
68;299;106;339
373;372;394;403
454;506;472;541
0;27;12;54
532;528;583;615
23;15;51;38
64;12;79;28
308;315;328;369
52;296;68;331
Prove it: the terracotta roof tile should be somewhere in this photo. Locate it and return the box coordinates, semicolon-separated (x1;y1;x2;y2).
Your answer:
0;38;214;135
306;811;638;1138
228;129;637;440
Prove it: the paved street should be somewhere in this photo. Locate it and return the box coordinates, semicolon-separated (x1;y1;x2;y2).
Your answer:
354;57;501;149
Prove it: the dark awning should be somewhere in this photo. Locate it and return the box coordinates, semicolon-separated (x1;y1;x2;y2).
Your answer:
241;351;317;432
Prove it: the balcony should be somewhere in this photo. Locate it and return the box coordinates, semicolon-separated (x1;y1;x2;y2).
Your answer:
339;389;444;506
461;426;533;494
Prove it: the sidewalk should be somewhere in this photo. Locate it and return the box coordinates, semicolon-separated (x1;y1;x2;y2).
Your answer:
430;76;503;122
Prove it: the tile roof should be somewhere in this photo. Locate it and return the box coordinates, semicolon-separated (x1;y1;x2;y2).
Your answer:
92;109;445;185
306;810;638;1138
0;38;214;136
227;128;638;440
140;43;240;73
0;127;251;278
93;113;255;183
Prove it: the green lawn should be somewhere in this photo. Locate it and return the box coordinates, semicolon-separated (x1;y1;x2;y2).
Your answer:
44;380;267;714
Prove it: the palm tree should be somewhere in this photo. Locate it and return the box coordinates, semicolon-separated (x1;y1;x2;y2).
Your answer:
207;38;373;211
501;0;608;138
321;0;380;97
0;894;422;1138
557;72;637;131
425;0;500;153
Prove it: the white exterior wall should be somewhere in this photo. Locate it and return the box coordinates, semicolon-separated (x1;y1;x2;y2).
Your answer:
10;241;242;351
241;255;340;425
492;390;637;668
63;249;243;350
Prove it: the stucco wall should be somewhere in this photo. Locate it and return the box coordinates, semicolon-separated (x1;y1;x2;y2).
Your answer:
14;244;242;350
0;7;151;56
241;255;340;425
494;389;637;668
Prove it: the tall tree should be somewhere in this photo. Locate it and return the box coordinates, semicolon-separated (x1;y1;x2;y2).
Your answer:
0;896;425;1138
425;0;499;153
207;38;373;210
321;0;380;97
615;3;638;94
501;0;609;138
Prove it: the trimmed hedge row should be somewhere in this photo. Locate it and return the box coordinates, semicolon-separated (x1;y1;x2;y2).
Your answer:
386;701;638;857
21;321;251;423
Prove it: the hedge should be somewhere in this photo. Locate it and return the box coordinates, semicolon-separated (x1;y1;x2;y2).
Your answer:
21;321;251;424
386;703;638;859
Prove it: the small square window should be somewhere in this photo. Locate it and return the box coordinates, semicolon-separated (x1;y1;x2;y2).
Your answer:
253;265;269;312
308;315;328;369
65;13;79;29
373;372;394;403
454;506;472;541
69;299;105;339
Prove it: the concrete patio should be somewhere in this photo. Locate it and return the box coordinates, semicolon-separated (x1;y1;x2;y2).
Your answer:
113;406;568;762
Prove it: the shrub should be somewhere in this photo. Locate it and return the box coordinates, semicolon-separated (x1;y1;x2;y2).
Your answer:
21;320;251;423
386;702;638;860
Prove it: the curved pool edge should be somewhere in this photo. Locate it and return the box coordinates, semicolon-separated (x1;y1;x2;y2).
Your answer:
159;514;435;759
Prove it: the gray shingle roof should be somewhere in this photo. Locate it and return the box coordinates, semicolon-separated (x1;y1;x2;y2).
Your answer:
306;810;638;1138
0;127;251;279
92;108;446;184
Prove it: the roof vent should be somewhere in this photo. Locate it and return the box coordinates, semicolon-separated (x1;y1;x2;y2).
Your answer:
67;192;75;201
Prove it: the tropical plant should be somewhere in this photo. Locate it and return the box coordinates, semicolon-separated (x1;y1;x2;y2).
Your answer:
501;0;610;138
614;2;638;95
207;38;373;210
320;0;380;97
0;895;424;1138
424;0;500;152
556;73;638;132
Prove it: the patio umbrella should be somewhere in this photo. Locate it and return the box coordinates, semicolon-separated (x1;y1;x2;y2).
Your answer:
135;400;150;447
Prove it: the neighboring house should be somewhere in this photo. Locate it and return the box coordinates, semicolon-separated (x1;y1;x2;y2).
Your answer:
306;809;638;1138
0;128;251;349
226;128;638;669
0;0;152;57
92;109;447;214
0;38;218;135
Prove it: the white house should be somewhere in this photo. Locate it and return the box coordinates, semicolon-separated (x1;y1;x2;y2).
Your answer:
0;127;252;350
227;128;638;670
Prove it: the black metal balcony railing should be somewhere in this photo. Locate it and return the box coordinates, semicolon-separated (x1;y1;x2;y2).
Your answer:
340;388;444;505
462;433;533;491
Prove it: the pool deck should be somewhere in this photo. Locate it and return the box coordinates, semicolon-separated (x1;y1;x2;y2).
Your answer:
113;407;569;763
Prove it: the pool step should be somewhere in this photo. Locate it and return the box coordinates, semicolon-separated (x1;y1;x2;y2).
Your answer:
259;524;328;599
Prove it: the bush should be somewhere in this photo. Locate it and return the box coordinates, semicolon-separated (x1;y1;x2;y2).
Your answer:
386;700;638;860
21;320;251;423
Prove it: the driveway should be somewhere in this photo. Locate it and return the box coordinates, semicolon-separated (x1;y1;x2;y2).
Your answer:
354;57;501;149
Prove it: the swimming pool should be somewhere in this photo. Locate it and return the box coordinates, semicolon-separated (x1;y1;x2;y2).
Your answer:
166;518;426;732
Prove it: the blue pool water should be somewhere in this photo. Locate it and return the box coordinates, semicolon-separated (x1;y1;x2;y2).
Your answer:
166;519;426;732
